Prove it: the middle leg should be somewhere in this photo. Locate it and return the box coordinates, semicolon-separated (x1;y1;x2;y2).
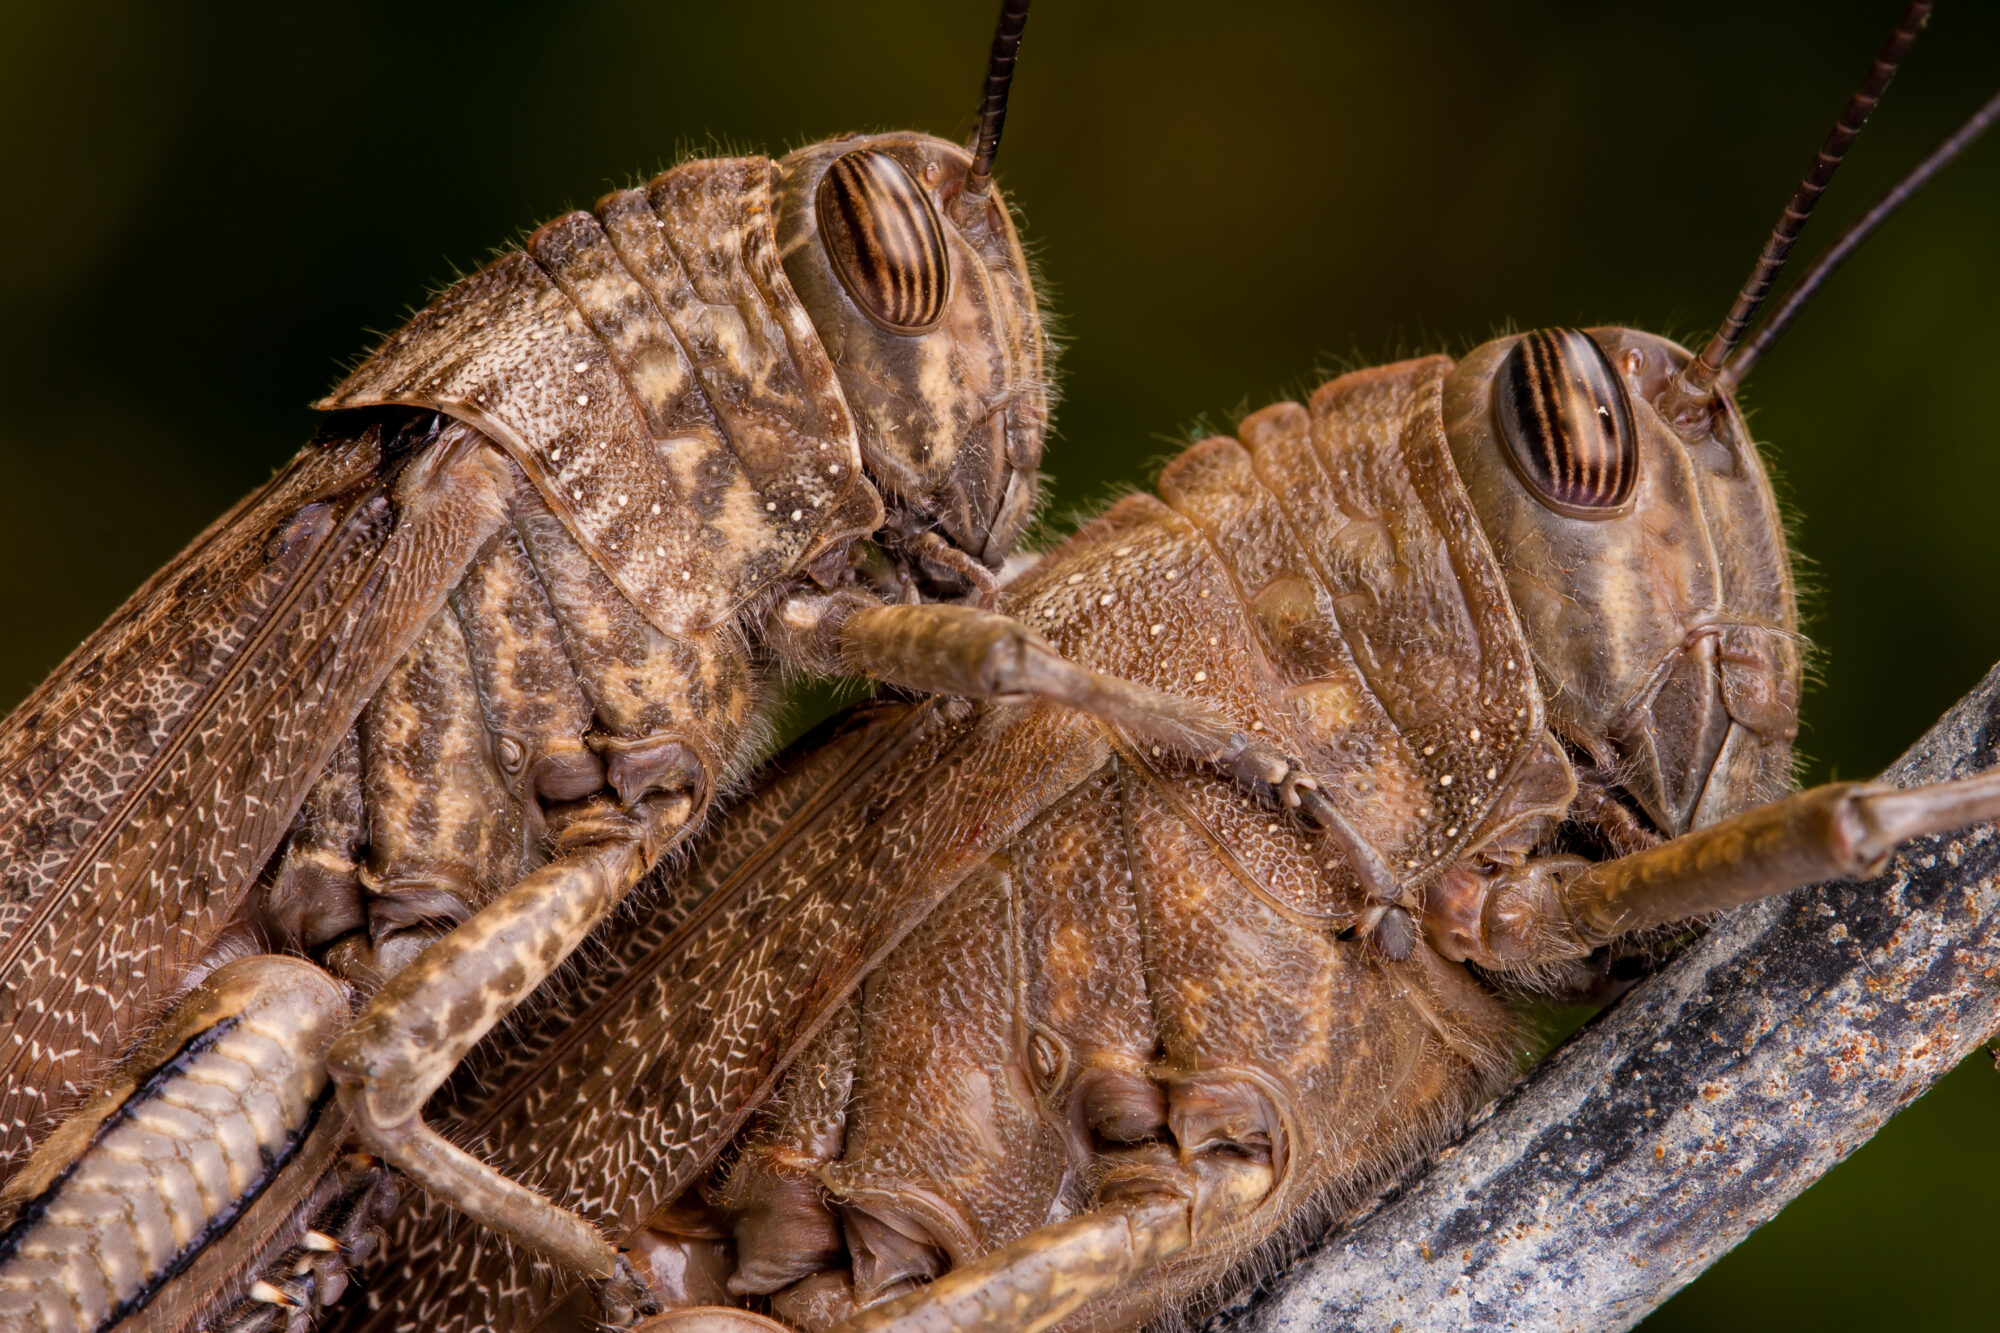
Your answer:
772;594;1390;891
324;796;691;1312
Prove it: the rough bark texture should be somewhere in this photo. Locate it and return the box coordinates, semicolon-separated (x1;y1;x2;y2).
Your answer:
1215;661;2000;1332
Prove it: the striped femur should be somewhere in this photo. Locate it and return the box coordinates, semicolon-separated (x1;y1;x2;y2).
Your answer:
816;150;950;335
1494;328;1638;517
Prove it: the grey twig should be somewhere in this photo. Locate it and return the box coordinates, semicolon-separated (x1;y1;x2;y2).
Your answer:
1217;662;2000;1333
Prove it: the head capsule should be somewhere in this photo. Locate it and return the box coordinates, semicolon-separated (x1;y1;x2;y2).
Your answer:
775;132;1047;578
1442;328;1801;840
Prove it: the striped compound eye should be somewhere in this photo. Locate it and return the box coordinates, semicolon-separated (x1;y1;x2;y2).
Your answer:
1493;328;1639;517
815;150;950;335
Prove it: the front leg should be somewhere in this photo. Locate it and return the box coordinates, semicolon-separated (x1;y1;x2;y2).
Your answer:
771;594;1401;902
1423;768;2000;971
324;797;692;1318
773;593;1250;759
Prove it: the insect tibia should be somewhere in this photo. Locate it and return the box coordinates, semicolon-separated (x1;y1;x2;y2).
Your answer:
829;1154;1273;1333
1562;767;2000;946
787;595;1260;775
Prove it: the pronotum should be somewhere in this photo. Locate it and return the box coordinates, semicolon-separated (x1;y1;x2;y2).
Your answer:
1;1;1997;1330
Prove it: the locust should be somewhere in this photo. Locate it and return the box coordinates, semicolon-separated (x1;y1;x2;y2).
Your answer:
129;4;1996;1330
258;5;2000;1320
0;3;1345;1326
4;3;1999;1332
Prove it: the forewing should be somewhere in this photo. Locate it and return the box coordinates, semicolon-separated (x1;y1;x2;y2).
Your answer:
0;420;508;1166
361;696;1110;1331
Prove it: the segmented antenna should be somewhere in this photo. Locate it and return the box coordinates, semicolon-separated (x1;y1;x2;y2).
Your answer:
964;0;1033;199
1675;0;1933;405
1720;85;2000;392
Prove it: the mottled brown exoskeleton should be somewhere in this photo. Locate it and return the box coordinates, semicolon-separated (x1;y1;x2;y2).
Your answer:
8;3;2000;1332
0;4;1341;1327
238;7;2000;1333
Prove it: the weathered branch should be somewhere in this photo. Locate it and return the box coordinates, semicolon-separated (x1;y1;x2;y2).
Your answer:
1216;662;2000;1332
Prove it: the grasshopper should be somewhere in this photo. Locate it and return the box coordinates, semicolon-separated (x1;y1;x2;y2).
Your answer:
197;5;2000;1330
4;2;1999;1331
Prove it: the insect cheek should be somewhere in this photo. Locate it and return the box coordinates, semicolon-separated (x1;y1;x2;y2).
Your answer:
815;149;951;336
1492;328;1639;518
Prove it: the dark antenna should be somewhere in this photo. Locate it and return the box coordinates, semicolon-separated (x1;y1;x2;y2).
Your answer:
964;0;1033;199
1671;0;1932;411
1720;85;2000;392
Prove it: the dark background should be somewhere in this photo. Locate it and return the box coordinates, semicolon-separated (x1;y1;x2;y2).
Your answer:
2;1;1996;1324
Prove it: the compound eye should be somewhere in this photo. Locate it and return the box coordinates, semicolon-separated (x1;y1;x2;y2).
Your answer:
815;150;950;335
1493;328;1638;516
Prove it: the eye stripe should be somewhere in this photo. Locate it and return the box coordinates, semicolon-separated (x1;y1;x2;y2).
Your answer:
817;150;949;334
1529;335;1575;493
1494;328;1638;516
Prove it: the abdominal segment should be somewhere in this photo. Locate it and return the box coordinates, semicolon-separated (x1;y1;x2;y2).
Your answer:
635;759;1505;1332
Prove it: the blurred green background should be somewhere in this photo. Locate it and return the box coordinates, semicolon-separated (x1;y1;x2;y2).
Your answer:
2;0;1995;1324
